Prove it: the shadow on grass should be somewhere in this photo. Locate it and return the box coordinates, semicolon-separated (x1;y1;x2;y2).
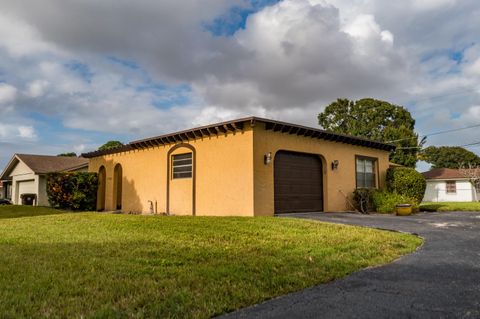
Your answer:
420;202;480;212
0;205;72;219
0;214;422;318
0;235;421;319
420;204;446;212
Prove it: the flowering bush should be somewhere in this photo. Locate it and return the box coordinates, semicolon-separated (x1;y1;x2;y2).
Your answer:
47;172;98;211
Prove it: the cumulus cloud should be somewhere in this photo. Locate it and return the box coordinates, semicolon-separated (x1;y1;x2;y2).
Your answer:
17;126;37;139
0;0;478;163
0;124;36;140
0;83;17;105
190;0;409;127
26;80;49;98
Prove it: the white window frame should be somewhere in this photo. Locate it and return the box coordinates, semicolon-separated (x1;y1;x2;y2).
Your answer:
356;156;377;189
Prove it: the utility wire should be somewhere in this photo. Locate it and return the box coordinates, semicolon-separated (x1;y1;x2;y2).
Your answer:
407;88;479;104
461;141;480;147
384;87;480;144
386;122;480;143
395;141;480;150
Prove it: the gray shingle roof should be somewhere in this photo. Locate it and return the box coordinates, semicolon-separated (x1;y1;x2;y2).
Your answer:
15;154;88;174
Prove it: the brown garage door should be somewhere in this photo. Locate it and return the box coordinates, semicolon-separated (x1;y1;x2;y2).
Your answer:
274;151;323;213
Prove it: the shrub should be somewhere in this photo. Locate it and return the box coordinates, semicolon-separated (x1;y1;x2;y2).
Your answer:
353;188;376;214
373;191;418;214
386;167;426;203
47;172;98;211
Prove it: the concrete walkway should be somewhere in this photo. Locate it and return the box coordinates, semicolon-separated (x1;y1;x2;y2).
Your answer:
220;212;480;318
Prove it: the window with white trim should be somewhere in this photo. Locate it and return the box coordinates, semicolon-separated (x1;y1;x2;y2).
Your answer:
172;153;193;179
356;157;377;188
446;181;456;194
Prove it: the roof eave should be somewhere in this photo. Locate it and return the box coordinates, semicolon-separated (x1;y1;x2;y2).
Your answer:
81;116;396;158
0;154;21;180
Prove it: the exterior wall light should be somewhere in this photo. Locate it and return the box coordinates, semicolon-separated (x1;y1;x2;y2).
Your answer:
264;152;272;165
331;160;339;170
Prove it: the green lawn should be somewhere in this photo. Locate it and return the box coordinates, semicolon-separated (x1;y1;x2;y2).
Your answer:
0;207;421;318
420;201;480;212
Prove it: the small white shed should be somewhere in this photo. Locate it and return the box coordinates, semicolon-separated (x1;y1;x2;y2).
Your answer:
422;168;479;202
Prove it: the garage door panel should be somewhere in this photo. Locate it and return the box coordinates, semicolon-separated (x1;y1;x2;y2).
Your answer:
274;151;323;213
16;180;36;204
18;180;35;195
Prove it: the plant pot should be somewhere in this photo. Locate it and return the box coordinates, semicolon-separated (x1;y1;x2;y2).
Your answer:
396;204;412;216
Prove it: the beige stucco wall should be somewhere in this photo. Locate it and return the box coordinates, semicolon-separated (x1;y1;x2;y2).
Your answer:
89;128;254;216
88;123;391;216
252;122;390;215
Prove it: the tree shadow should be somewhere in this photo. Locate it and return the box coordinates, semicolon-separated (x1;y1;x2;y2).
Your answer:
0;205;71;219
420;203;447;212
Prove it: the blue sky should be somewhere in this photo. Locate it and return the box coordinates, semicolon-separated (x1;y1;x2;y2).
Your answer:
0;0;479;171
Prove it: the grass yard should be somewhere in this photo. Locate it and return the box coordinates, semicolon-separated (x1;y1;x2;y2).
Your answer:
420;201;480;212
0;207;421;318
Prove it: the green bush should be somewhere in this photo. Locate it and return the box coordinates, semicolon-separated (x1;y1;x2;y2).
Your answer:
373;191;418;214
353;188;376;213
47;172;98;211
386;167;426;203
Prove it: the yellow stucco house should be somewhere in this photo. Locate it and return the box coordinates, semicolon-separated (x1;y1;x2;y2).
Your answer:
82;117;395;216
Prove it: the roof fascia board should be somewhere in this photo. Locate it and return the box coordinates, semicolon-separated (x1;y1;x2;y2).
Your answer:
82;116;396;158
0;154;23;180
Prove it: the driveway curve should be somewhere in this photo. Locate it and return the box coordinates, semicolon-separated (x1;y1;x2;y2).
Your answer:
220;211;480;319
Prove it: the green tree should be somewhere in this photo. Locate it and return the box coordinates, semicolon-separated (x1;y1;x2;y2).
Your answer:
318;98;423;167
57;152;77;157
98;140;124;151
420;146;480;169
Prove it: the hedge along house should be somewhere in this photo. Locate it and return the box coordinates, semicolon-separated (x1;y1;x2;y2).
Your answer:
82;117;395;216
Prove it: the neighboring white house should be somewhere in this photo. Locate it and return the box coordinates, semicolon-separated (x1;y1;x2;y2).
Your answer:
422;168;479;202
0;154;88;206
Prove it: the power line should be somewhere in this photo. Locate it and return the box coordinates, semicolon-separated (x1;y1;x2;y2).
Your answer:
461;141;480;147
425;123;480;137
386;122;480;143
408;88;479;104
464;144;480;149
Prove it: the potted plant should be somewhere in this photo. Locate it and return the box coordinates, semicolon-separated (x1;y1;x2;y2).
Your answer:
396;203;413;216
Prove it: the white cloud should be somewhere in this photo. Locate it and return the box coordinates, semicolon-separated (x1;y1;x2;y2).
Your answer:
26;80;49;98
190;0;407;126
465;58;480;77
0;123;36;140
0;0;478;162
17;126;37;139
343;14;382;39
0;84;17;105
0;12;61;58
73;144;86;154
411;0;456;11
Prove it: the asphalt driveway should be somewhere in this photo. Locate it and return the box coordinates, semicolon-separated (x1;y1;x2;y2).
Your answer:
220;211;480;319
